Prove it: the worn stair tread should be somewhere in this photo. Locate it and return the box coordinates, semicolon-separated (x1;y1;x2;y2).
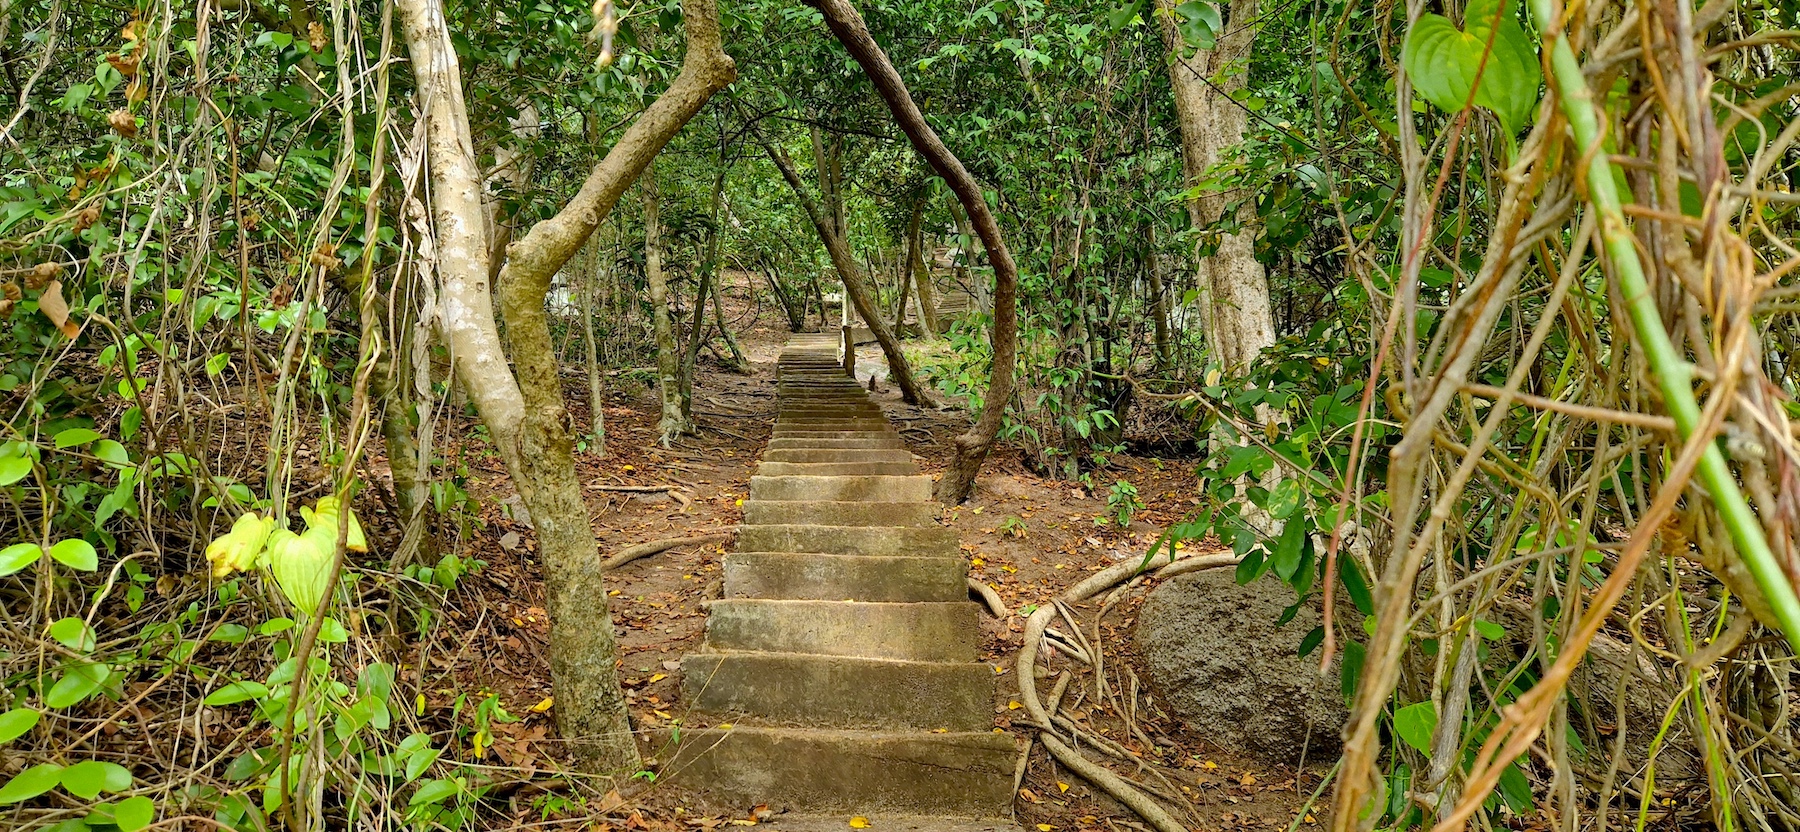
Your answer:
679;652;993;731
741;500;938;527
658;727;1018;818
723;552;967;601
749;475;934;502
766;437;908;450
703;599;978;661
735;816;1021;832
736;524;958;557
756;462;918;477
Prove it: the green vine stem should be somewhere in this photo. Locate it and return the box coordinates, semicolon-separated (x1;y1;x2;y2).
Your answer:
1525;0;1800;649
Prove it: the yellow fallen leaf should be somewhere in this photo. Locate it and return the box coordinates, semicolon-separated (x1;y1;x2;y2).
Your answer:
1240;772;1256;786
622;465;635;472
650;673;668;683
970;557;985;567
849;817;871;829
1202;760;1219;770
1037;825;1054;831
972;506;983;514
736;498;746;507
717;723;733;729
730;821;758;826
1007;701;1023;710
531;696;554;713
654;709;673;719
1056;781;1070;793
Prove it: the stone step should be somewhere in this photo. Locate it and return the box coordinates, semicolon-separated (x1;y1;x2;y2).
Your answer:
703;600;977;661
659;727;1018;818
766;437;908;450
723;552;966;601
756;461;918;478
770;429;898;438
680;652;992;731
778;411;885;421
727;816;1021;832
741;500;937;527
736;525;958;557
762;449;915;465
749;475;934;502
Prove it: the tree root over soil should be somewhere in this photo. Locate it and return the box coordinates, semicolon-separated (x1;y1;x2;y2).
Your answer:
1015;551;1240;832
600;532;733;571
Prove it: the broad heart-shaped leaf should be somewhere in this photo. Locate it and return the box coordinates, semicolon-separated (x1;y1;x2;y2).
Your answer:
1401;0;1541;132
0;542;43;576
114;795;156;832
48;538;98;571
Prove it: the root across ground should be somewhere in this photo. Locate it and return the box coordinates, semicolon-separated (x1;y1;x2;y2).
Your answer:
407;290;1328;830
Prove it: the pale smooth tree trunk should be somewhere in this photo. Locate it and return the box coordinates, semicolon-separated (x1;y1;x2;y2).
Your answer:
1154;0;1275;374
395;0;734;774
643;165;689;443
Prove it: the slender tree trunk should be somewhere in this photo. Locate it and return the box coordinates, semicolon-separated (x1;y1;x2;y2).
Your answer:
909;196;940;337
397;0;732;775
1146;222;1171;369
644;166;689;443
711;271;750;371
890;244;913;332
757;133;931;405
764;264;805;331
1154;0;1275;374
802;0;1019;503
580;236;608;455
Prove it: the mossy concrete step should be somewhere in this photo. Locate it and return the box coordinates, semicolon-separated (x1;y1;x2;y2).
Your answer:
722;552;965;601
741;500;937;527
680;652;993;731
749;475;933;502
766;437;907;450
659;727;1018;818
702;600;978;661
737;525;958;557
756;461;917;478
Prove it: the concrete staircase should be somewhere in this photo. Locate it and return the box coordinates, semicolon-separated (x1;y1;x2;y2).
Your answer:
668;334;1018;821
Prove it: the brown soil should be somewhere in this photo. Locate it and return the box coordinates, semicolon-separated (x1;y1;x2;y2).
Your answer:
418;280;1330;831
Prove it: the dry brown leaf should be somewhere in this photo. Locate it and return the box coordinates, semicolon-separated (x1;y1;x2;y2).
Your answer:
595;788;627;814
107;109;137;138
37;280;81;338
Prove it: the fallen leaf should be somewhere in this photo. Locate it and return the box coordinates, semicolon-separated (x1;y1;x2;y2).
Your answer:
530;696;554;713
650;673;667;683
1240;772;1256;786
1057;781;1070;793
1037;826;1055;831
596;788;627;814
37;280;80;337
500;531;522;550
848;817;871;829
1007;701;1023;710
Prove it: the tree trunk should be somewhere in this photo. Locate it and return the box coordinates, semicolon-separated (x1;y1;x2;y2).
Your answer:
1154;0;1275;374
711;271;750;371
764;263;806;331
890;243;913;332
396;0;733;775
908;196;940;338
1145;222;1171;370
757;133;932;406
644;166;689;444
802;0;1019;504
580;236;608;455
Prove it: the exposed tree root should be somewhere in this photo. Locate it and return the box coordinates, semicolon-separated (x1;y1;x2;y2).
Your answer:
600;532;732;571
968;577;1009;617
1015;551;1239;832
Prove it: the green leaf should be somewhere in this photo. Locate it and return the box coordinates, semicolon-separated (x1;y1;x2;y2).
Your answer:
1234;548;1265;585
1270;520;1308;581
54;428;102;448
0;542;43;576
1340;555;1374;615
0;455;31;485
1498;761;1533;812
49;539;99;571
0;763;64;804
47;617;96;651
114;795;155;832
1474;619;1506;641
93;440;131;468
409;778;458;807
59;760;131;799
0;708;41;744
204;681;270;706
44;663;111;708
1400;0;1541;132
1265;479;1302;519
1393;701;1438;754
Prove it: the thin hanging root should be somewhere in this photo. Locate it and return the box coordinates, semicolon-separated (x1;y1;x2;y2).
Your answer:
1016;552;1238;832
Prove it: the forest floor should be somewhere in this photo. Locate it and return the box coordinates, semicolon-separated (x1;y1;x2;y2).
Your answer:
402;281;1332;831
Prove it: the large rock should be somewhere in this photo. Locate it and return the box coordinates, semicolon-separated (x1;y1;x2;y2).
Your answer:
1135;569;1346;762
